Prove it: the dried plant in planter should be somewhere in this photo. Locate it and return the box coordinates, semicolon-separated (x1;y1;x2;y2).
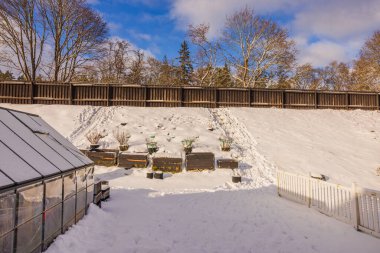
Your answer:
219;136;233;151
181;136;199;154
146;135;158;154
113;128;131;151
86;131;107;150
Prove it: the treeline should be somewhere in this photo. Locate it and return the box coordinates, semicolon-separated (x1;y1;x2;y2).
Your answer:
0;2;379;91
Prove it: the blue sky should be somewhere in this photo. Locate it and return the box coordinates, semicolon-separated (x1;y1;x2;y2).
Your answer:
89;0;380;67
90;0;184;61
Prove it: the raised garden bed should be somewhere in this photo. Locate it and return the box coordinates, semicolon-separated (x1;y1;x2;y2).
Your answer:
82;150;118;166
217;159;238;169
152;156;182;173
118;152;149;169
185;152;215;171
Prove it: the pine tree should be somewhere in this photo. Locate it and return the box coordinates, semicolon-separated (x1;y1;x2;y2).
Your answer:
215;63;233;87
178;41;193;85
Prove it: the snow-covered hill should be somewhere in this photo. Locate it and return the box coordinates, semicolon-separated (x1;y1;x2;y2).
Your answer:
2;104;380;253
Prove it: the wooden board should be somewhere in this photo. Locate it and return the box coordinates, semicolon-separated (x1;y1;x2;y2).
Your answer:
85;151;117;166
152;157;182;173
186;152;215;171
217;159;238;169
118;153;149;169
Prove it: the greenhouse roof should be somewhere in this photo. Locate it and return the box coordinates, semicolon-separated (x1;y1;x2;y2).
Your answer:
0;107;93;190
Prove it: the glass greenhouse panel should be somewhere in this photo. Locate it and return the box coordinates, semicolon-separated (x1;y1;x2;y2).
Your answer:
0;191;15;236
86;167;94;187
76;189;86;214
76;169;86;192
0;231;14;253
15;215;42;253
45;177;63;210
17;184;43;226
63;173;76;200
44;203;62;243
63;195;76;226
86;186;94;206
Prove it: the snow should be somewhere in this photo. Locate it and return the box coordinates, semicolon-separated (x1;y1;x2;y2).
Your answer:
0;142;41;183
1;104;380;252
0;107;92;187
0;170;14;188
229;108;380;189
47;188;380;253
0;121;61;176
0;109;74;171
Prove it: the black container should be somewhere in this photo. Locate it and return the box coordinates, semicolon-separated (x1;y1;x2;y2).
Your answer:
154;172;164;180
232;176;241;183
90;144;100;151
147;172;154;179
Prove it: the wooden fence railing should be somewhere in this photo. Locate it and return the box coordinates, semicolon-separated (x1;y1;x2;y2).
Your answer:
277;170;380;239
0;82;379;110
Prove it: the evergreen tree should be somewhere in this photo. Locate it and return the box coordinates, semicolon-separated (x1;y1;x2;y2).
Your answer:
215;63;233;87
178;41;193;85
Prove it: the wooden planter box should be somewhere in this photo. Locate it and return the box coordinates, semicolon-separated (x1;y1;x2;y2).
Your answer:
217;159;238;169
186;152;215;171
118;152;149;169
152;157;182;173
85;151;117;166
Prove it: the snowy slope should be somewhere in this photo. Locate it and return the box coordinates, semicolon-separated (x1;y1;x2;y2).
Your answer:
4;104;379;189
229;108;380;189
2;104;380;253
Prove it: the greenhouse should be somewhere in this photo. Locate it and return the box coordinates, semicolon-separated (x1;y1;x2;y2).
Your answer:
0;107;95;253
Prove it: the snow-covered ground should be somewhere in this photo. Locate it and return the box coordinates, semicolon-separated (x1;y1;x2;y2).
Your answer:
1;104;380;252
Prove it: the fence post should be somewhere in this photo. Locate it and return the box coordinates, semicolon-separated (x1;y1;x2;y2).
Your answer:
377;93;380;111
180;87;184;107
106;84;110;106
144;86;148;107
30;82;35;104
307;174;311;208
351;183;360;230
214;88;218;108
69;83;73;105
282;90;286;108
314;91;318;109
346;92;349;110
248;88;251;107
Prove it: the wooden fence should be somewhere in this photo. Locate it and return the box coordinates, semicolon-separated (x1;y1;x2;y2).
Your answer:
0;82;379;110
277;170;380;239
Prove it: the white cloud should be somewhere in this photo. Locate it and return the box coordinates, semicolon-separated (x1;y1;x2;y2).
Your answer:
170;0;380;67
297;40;348;66
292;0;380;40
170;0;297;38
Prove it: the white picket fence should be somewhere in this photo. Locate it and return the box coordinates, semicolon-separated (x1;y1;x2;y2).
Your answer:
277;170;380;239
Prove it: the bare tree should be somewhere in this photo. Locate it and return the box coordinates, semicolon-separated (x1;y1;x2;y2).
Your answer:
41;0;107;82
291;64;321;90
97;39;130;82
352;31;380;91
127;50;145;85
0;0;47;83
188;24;220;86
221;7;296;87
319;61;351;91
